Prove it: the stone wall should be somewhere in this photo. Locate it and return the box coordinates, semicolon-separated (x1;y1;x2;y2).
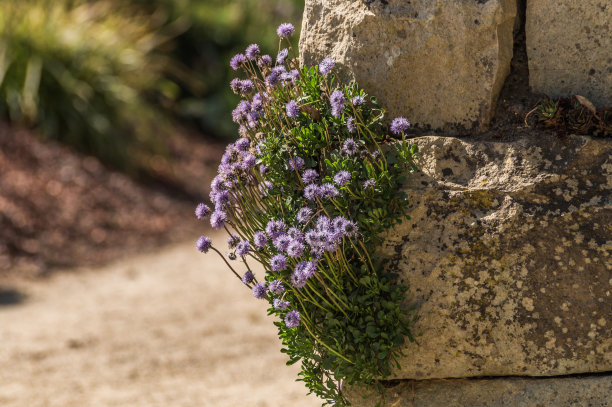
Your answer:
382;134;611;380
346;133;612;405
299;2;612;404
300;0;612;132
300;0;517;132
526;0;612;107
347;375;612;406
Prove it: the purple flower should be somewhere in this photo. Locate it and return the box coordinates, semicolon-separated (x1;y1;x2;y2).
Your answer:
284;310;300;328
291;270;308;288
196;236;212;253
266;220;287;239
277;23;295;37
280;70;299;86
277;48;289;65
320;183;339;199
304;184;321;200
319;58;335;75
302;169;318;184
390;117;411;135
259;164;268;175
351;95;365;106
273;234;292;252
305;230;320;246
242;270;254;285
364;179;376;188
332;216;348;232
213;190;230;208
297;207;313;224
235;138;250;151
211;176;226;195
253;231;268;247
330;90;346;118
342;138;358;156
334;171;351;186
268;280;285;295
272;65;287;75
258;55;272;68
310;246;324;260
288;156;305;171
240;154;256;170
296;261;316;279
346;116;356;133
324;240;339;252
210;210;227;229
315;215;331;231
230;53;246;70
239;79;254;95
252;93;264;111
236;240;250;257
252;282;267;299
341;219;358;237
195;203;211;219
245;43;260;60
287;227;304;242
230;78;241;94
273;299;290;310
286;100;300;118
232;100;251;124
270;254;287;271
287;240;305;258
266;71;280;86
227;233;240;249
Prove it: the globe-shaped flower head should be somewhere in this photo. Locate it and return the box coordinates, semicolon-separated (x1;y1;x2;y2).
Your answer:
195;203;211;219
319;58;335;75
196;236;212;253
276;23;295;37
252;282;268;299
284;310;300;328
245;44;260;60
286;100;300;119
390;117;411;135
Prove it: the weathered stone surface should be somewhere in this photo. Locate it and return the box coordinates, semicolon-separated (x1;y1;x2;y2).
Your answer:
299;0;517;132
526;0;612;107
346;374;612;406
382;134;612;379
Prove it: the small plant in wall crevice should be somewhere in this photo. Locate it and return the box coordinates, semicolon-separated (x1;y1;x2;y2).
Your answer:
195;23;417;406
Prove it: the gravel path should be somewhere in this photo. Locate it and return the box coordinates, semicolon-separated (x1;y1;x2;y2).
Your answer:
0;234;321;407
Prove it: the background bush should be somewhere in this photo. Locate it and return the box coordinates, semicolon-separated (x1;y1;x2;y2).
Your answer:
0;0;303;170
133;0;304;138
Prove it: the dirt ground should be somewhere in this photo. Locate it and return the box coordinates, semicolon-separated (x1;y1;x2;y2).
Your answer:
0;121;224;276
0;231;321;407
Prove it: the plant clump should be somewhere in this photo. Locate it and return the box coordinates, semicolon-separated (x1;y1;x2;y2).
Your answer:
195;23;417;406
530;95;611;138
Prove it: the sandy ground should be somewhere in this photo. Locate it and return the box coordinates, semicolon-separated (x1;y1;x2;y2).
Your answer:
0;232;321;407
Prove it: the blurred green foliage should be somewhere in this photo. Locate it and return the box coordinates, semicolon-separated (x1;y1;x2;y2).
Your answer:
0;0;180;170
133;0;304;138
0;0;303;171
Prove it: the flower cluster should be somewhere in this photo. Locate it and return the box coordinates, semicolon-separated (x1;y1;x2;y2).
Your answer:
193;22;417;407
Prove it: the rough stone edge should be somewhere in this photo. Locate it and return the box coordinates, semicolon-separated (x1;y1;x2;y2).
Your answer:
346;373;612;406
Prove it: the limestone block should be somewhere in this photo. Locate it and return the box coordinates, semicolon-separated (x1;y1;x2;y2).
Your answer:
382;134;612;379
526;0;612;107
346;375;612;406
299;0;517;132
